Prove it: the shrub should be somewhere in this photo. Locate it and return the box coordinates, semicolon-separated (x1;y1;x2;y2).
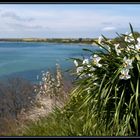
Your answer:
72;24;140;136
0;77;35;118
0;77;35;135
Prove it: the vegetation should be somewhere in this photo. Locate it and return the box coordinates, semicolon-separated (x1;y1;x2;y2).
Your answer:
20;24;140;136
112;31;140;48
0;65;71;136
1;24;140;136
34;64;70;106
0;77;35;135
69;24;140;136
0;38;97;44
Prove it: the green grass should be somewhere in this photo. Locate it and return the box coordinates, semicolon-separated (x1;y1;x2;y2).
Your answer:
22;85;131;136
22;107;86;136
22;102;130;136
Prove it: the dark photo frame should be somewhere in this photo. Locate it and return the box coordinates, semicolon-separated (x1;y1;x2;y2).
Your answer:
0;1;139;138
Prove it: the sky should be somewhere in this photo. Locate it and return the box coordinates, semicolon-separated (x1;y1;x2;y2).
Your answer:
0;4;140;38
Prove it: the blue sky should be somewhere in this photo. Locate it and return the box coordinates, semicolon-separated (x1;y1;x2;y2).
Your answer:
0;4;140;38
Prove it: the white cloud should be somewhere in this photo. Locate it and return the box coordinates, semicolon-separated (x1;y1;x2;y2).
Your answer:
1;11;34;21
102;26;117;31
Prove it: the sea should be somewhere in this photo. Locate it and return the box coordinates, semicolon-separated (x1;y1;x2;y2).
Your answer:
0;42;99;83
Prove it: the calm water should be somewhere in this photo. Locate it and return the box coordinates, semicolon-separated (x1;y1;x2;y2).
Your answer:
0;42;99;83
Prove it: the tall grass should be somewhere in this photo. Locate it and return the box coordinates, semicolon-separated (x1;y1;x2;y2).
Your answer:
34;64;70;106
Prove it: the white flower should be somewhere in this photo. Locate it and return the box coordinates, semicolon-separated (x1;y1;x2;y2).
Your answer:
114;43;121;56
87;64;91;68
135;44;140;51
87;66;96;77
137;37;140;44
135;54;140;61
129;33;133;37
92;54;102;67
125;36;133;43
126;45;135;51
135;38;140;51
123;57;133;69
83;59;89;65
74;60;78;67
119;68;131;80
98;36;111;51
76;66;84;74
125;36;130;43
98;36;103;44
126;47;130;51
124;34;134;43
129;45;135;49
93;82;99;86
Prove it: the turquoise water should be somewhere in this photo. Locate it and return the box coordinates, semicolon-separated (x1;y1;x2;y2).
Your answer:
0;42;99;83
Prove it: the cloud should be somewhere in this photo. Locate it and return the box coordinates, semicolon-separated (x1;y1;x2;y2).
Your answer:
0;5;140;38
101;22;113;25
102;27;117;31
1;11;34;22
7;23;47;31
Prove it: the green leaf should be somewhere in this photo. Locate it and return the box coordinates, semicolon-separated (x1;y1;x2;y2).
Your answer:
129;23;137;43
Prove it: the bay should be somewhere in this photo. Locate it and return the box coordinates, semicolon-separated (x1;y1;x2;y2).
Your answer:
0;42;99;83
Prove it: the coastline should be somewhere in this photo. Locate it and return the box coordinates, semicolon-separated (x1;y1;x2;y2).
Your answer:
0;38;98;45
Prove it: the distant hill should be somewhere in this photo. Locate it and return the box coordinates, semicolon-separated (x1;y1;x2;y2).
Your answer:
0;38;98;44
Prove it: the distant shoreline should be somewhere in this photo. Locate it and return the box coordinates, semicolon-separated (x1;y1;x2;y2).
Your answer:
0;38;97;45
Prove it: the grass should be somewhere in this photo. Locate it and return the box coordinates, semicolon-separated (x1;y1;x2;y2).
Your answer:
21;84;129;136
21;98;128;136
22;107;84;136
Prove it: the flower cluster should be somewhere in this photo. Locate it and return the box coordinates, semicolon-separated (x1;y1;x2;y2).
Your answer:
72;25;140;135
114;43;121;56
124;33;134;43
91;54;102;68
124;32;140;52
73;29;140;81
135;38;140;51
74;54;102;78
